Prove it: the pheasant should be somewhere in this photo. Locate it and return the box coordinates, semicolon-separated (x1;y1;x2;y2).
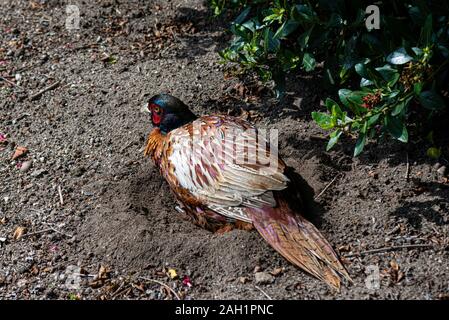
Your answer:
143;93;351;290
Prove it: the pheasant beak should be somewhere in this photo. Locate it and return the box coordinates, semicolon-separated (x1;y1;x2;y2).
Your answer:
141;103;151;114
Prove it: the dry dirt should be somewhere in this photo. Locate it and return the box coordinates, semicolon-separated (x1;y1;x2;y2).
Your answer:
1;0;449;300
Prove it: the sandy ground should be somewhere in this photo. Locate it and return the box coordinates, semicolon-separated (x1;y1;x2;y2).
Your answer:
1;0;448;300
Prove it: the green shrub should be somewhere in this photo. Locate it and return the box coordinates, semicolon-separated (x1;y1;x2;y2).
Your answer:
210;0;449;156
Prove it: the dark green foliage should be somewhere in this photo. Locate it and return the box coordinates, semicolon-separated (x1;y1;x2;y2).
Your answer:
210;0;449;156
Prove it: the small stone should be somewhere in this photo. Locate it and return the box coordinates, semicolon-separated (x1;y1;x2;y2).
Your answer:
72;167;86;177
254;272;275;285
20;160;32;172
437;166;447;176
270;267;284;277
31;169;48;178
238;277;249;284
253;265;262;273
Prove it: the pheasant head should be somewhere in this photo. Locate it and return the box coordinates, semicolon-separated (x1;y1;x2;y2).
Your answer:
147;93;197;135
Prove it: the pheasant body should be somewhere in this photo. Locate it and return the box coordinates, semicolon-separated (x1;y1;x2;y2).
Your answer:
144;94;351;290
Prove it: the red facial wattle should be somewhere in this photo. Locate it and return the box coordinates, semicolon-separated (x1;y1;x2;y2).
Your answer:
152;111;162;125
149;103;162;125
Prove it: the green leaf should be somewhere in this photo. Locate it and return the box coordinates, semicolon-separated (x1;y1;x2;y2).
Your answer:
385;115;408;142
354;133;366;157
414;82;424;95
273;71;286;99
375;65;400;86
338;89;352;108
408;6;424;25
386;48;413;65
242;19;256;32
391;101;406;116
342;35;360;70
302;53;316;72
392;96;413;116
293;4;316;23
360;78;374;87
420;14;433;46
263;28;280;53
325;98;340;113
411;47;423;57
367;114;380;127
274;19;300;39
326;129;342;151
438;45;449;58
427;147;441;159
341;91;367;114
419;90;445;110
234;7;251;25
297;27;314;49
312;112;334;129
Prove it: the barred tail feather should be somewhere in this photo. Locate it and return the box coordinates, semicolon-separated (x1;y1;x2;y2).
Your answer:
247;197;351;290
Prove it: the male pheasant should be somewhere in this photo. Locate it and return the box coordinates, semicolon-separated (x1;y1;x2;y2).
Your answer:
143;93;351;290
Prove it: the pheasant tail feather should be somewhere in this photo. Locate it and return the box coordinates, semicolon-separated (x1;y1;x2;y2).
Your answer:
247;197;352;290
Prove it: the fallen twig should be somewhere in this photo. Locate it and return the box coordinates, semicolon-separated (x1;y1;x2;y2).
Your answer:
58;185;64;205
0;76;25;91
23;226;73;238
314;174;341;200
255;286;273;300
22;228;53;238
345;243;435;257
111;282;128;299
29;80;61;101
48;226;73;238
405;152;410;180
139;277;180;300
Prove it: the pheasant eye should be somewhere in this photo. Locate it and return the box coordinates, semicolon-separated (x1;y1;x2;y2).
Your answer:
149;103;161;114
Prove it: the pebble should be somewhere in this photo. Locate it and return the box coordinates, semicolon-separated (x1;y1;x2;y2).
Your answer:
238;277;249;284
20;160;32;172
437;166;447;176
254;272;275;285
253;265;261;273
31;169;48;177
72;167;86;177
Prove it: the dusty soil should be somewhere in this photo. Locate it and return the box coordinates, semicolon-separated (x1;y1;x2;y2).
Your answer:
1;0;448;300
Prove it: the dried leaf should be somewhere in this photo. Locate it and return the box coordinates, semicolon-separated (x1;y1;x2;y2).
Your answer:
390;260;399;271
133;283;145;292
238;276;249;284
388;260;404;284
0;217;6;225
98;265;110;280
270;267;284;277
368;171;378;179
30;265;39;275
167;268;178;279
338;244;351;252
42;267;52;273
12;146;28;160
13;226;27;240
